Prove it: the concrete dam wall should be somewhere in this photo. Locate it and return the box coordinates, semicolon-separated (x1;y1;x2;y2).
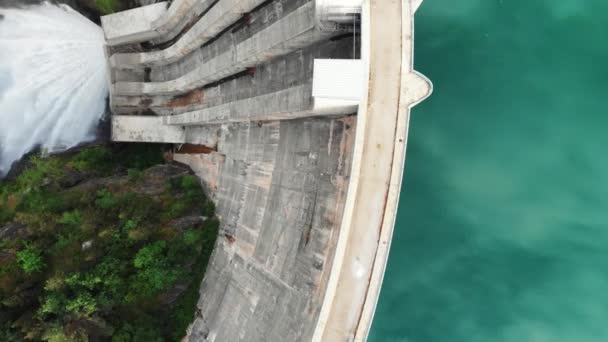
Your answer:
102;0;431;340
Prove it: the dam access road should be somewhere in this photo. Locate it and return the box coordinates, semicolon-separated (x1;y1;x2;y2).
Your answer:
102;0;432;340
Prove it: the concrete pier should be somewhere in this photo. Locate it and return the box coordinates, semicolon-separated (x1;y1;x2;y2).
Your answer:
102;0;431;340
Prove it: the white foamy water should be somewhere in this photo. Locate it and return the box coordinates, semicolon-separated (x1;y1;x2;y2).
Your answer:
0;2;108;176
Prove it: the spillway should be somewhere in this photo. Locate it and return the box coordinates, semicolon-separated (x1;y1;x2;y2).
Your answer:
0;2;108;176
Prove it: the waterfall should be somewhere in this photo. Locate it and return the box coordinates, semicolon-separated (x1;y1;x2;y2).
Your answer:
0;2;108;176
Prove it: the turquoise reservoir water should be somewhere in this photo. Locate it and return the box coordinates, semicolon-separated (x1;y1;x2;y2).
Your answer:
370;1;608;341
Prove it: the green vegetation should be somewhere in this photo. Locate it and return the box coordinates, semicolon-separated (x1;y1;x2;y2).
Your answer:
16;243;45;274
0;145;218;341
95;0;121;15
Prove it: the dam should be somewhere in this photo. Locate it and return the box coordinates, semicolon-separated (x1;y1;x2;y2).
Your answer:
102;0;432;340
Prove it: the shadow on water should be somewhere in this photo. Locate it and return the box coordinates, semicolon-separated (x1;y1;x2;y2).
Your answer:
370;1;608;341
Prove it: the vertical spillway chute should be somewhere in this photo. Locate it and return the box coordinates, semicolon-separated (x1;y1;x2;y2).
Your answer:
0;2;109;176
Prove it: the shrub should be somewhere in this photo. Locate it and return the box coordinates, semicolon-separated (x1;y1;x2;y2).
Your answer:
123;219;137;231
16;156;62;190
59;210;82;227
52;232;75;252
163;201;188;220
127;169;143;183
39;292;66;316
44;275;66;291
202;199;216;217
112;322;164;342
0;322;18;341
16;244;45;274
40;324;69;342
183;229;203;246
132;241;179;297
71;146;112;172
18;191;69;214
65;292;97;316
95;189;117;209
133;241;166;270
170;219;219;340
180;175;200;190
95;0;120;14
116;193;160;222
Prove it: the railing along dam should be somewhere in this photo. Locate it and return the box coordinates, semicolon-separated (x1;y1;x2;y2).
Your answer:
102;0;431;340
